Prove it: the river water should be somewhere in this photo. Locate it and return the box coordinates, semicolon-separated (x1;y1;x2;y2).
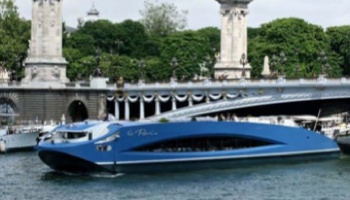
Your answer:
1;152;350;200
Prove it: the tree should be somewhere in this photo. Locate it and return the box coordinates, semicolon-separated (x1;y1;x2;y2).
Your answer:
77;20;120;53
139;0;188;37
63;48;84;81
160;31;211;80
326;26;350;76
116;20;149;58
248;18;342;78
0;0;30;76
65;33;95;56
196;27;220;53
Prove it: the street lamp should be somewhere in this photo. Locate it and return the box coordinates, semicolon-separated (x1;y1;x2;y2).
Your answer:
270;54;278;78
318;50;330;75
115;39;123;56
205;54;212;78
279;51;287;76
170;57;178;79
239;53;248;78
108;47;120;82
139;58;146;80
269;51;287;78
93;48;102;77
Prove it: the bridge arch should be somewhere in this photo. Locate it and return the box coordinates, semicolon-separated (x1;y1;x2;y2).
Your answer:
66;97;89;122
146;82;350;121
0;92;20;125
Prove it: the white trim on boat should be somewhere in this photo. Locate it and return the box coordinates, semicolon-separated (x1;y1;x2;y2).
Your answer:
95;148;340;166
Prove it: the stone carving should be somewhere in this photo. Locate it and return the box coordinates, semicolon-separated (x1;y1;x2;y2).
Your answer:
31;67;38;80
52;66;60;78
50;8;56;27
98;95;107;120
220;9;229;16
215;53;221;63
226;16;232;36
38;11;43;28
77;17;84;28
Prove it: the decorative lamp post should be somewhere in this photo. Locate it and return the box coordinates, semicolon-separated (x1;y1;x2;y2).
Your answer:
318;50;330;76
109;47;121;83
294;49;301;78
239;53;248;79
279;51;287;76
10;56;20;82
171;57;178;79
205;54;212;78
270;54;278;78
139;58;146;80
115;39;123;56
93;47;102;77
83;60;91;80
294;64;301;78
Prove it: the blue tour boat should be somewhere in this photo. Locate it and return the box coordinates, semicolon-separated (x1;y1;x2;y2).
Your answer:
36;120;340;174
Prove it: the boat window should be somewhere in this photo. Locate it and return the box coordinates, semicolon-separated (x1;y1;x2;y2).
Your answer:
61;131;87;139
133;136;275;153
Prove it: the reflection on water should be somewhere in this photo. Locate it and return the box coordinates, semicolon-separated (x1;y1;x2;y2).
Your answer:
1;152;350;200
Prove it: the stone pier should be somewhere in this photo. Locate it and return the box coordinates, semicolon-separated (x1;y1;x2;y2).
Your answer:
23;0;69;87
214;0;253;79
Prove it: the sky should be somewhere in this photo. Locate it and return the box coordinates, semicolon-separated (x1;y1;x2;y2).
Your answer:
17;0;350;29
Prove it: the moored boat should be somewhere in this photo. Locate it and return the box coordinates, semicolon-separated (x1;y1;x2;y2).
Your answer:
0;123;56;153
36;119;340;174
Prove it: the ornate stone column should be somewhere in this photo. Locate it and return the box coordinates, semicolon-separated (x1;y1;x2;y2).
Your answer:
214;0;253;79
139;97;145;120
124;98;130;121
188;94;193;107
114;100;120;120
171;95;177;111
23;0;69;85
155;96;161;115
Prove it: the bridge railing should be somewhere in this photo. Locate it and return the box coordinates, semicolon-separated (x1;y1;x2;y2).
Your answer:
122;77;350;90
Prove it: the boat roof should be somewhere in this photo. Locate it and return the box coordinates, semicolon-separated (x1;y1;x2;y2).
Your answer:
54;120;143;132
292;115;340;122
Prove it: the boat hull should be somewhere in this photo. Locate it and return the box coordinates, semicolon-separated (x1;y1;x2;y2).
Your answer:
0;132;40;152
38;149;339;174
38;150;113;174
115;152;339;174
336;137;350;154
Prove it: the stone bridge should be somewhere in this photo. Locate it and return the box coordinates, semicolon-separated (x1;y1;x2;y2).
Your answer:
111;76;350;121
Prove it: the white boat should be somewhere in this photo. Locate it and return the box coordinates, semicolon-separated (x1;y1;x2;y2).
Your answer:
220;114;348;139
0;123;56;153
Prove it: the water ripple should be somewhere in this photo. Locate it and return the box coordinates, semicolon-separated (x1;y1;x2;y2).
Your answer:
1;153;350;200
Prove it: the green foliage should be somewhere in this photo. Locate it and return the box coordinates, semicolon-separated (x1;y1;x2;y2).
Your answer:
248;18;342;78
159;118;169;123
65;33;95;56
108;55;140;82
196;27;220;53
139;0;188;37
141;57;163;82
0;0;30;75
78;20;119;52
63;48;84;81
117;20;149;58
160;31;213;80
326;26;350;76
